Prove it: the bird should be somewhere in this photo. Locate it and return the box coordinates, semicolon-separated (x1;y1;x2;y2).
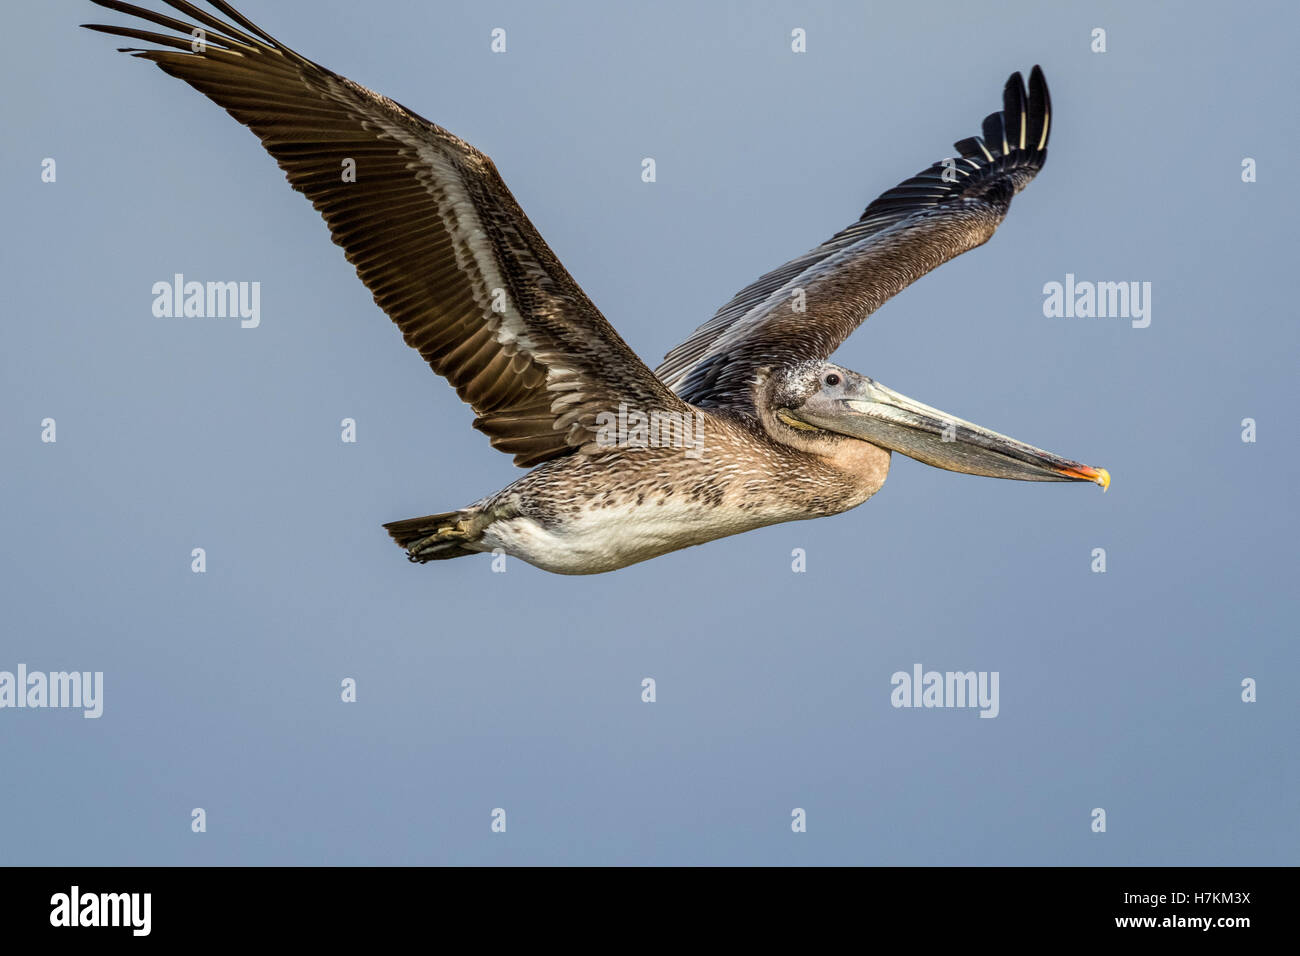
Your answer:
85;0;1109;575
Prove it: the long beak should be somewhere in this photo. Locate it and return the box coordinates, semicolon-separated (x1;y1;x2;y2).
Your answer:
798;378;1110;489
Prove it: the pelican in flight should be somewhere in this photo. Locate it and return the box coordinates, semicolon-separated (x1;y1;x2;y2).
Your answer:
86;0;1109;574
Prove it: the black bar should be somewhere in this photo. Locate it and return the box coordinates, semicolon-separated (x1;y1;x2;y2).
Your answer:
0;866;1280;941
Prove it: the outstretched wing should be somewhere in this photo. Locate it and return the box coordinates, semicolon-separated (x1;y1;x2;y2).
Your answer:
657;67;1052;408
85;0;687;467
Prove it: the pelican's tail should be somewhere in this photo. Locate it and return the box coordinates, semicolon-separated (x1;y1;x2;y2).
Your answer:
383;509;482;563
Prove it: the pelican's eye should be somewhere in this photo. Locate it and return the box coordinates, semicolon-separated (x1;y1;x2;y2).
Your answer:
823;373;841;387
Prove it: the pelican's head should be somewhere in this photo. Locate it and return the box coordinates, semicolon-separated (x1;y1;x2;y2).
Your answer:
768;361;1109;488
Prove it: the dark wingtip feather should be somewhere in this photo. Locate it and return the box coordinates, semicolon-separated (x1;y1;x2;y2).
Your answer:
981;111;1005;153
953;135;992;161
1027;65;1051;151
81;21;239;54
1002;71;1026;151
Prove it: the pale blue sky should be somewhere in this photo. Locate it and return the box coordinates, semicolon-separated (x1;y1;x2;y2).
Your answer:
1;0;1295;864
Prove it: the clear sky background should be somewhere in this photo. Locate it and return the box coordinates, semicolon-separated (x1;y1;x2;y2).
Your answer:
2;0;1295;865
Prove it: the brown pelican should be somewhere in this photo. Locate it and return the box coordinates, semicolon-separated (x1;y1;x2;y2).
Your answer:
86;1;1109;574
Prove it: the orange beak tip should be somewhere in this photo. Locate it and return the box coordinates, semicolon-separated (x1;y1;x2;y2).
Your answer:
1059;464;1111;491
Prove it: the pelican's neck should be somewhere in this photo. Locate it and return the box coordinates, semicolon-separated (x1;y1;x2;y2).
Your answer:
749;370;892;509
